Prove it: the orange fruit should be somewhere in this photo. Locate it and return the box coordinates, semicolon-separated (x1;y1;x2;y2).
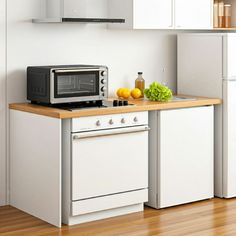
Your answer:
131;88;142;99
122;89;131;99
116;88;124;98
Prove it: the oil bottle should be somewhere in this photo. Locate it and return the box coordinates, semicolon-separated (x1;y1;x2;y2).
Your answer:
135;72;145;98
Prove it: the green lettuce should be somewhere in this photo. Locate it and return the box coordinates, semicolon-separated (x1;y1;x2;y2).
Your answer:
144;82;173;102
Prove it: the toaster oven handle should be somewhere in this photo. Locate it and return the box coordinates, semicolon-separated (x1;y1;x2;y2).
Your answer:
54;68;102;73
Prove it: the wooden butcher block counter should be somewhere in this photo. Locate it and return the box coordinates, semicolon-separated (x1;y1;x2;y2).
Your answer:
9;95;222;119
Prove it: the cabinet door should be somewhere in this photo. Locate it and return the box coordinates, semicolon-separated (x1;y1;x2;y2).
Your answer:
133;0;173;29
175;0;213;29
158;106;214;208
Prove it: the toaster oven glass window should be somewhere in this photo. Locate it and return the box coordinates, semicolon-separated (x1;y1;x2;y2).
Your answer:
54;71;99;98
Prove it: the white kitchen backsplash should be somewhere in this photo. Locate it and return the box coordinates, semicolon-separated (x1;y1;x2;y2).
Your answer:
7;0;177;102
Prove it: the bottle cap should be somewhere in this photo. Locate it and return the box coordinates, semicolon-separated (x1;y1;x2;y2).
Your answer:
225;4;232;16
138;72;143;75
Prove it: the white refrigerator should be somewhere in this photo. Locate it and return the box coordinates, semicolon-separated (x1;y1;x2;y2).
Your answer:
178;33;236;198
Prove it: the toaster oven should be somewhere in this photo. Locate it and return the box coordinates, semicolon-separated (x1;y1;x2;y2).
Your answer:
27;65;108;105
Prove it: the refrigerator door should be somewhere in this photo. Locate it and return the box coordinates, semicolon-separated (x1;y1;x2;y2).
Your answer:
177;33;223;197
178;34;223;98
223;80;236;198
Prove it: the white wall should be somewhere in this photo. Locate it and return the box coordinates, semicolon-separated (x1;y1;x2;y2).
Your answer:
7;0;177;103
1;0;177;205
0;0;6;206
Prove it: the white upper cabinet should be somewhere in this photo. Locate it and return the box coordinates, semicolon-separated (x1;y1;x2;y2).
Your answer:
133;0;173;29
175;0;213;29
109;0;173;29
109;0;213;30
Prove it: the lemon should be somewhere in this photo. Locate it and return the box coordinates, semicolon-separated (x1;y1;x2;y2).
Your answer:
131;88;142;99
116;88;124;98
116;88;131;99
122;89;131;99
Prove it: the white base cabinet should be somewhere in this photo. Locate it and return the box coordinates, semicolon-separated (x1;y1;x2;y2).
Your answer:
10;110;62;227
10;110;148;227
147;106;214;209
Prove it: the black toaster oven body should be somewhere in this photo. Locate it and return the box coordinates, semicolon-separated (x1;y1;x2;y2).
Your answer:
27;65;108;105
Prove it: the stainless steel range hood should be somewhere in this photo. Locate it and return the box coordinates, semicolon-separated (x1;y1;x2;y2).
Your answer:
33;0;125;24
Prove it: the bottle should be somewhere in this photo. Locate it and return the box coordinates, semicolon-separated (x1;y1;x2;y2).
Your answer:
213;0;219;28
135;72;145;98
224;4;232;28
218;0;225;28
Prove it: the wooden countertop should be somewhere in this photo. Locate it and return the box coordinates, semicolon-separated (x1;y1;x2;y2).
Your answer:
9;96;222;119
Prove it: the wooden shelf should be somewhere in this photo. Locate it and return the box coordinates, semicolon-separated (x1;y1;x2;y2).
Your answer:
213;27;236;30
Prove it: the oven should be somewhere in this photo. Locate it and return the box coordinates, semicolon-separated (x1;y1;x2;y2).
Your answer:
70;112;149;216
27;65;108;105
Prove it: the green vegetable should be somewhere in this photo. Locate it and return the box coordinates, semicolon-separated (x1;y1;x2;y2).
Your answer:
144;82;173;102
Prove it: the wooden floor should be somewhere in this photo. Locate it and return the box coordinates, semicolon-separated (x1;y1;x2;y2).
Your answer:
1;198;236;236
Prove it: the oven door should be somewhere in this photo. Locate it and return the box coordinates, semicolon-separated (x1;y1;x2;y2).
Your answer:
51;69;102;104
71;126;149;201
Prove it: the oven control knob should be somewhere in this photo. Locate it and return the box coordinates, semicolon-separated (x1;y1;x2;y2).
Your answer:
109;119;114;125
96;120;101;127
134;117;138;122
101;79;107;84
121;118;126;124
101;71;107;76
101;87;107;92
113;100;119;107
123;101;129;106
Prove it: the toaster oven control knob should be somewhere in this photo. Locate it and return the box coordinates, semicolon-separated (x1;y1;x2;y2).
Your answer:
101;71;107;76
101;86;107;92
96;120;101;127
101;79;107;84
121;118;126;124
109;119;114;125
134;117;138;122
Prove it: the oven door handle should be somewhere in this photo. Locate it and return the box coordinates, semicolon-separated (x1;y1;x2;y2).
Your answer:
73;126;150;140
54;68;101;73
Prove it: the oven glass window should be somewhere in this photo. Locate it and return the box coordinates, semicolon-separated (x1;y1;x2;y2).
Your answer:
55;71;99;98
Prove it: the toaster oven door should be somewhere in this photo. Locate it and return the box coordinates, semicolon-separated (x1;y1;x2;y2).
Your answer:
51;69;102;103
